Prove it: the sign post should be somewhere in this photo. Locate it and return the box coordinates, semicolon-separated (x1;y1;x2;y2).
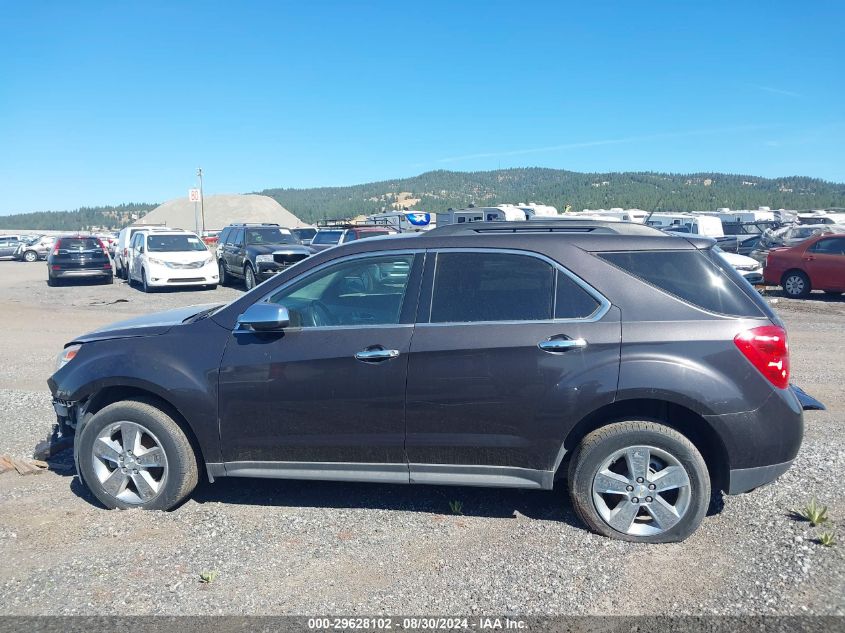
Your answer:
189;188;201;233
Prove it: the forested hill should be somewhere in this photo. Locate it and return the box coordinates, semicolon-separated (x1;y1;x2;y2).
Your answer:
2;169;845;230
0;203;157;231
259;169;845;223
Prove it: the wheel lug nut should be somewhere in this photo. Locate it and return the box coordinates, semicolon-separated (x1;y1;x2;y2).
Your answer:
626;485;634;492
648;484;656;490
631;497;639;504
645;496;653;503
636;477;644;483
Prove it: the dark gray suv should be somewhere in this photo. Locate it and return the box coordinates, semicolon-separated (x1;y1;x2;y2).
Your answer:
48;221;820;543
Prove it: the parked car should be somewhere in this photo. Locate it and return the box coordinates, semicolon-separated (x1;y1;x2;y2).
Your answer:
750;224;842;264
14;235;56;262
46;235;113;286
48;219;822;543
763;233;845;298
217;223;313;290
713;246;764;285
127;230;218;292
114;225;171;279
291;227;318;246
0;235;23;258
310;225;397;253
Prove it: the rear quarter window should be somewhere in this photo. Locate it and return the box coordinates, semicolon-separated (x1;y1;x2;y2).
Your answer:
598;250;765;317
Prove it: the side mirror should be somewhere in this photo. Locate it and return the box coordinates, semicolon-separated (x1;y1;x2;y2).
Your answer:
236;303;290;332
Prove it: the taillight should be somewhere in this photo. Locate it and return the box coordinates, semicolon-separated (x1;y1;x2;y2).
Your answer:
96;238;108;254
734;325;789;389
52;241;61;256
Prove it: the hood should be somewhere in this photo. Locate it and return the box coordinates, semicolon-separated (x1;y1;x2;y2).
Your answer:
718;251;760;268
247;243;311;255
70;303;221;344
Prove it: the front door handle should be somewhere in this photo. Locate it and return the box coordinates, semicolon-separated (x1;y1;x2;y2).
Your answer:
355;348;400;363
538;337;588;353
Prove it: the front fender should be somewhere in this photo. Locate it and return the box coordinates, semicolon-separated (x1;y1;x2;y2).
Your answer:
48;318;228;463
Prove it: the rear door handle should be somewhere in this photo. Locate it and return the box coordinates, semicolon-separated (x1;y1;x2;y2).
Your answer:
355;348;400;363
538;338;588;353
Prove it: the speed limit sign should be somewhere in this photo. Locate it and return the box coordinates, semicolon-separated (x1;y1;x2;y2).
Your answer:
188;188;201;203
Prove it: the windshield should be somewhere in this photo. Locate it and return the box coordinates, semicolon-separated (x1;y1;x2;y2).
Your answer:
245;228;298;245
147;234;207;252
312;230;343;245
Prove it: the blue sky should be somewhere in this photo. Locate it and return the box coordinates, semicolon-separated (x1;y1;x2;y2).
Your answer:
1;1;843;214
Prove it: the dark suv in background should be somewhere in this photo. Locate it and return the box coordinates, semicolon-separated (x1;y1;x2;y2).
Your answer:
48;220;821;543
216;223;313;290
309;224;397;252
47;235;113;286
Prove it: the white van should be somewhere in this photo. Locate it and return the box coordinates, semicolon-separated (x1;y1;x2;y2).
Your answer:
645;214;724;238
127;230;218;292
114;225;172;279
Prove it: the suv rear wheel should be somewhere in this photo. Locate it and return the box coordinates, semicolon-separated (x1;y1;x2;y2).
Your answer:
77;399;199;510
782;271;811;298
568;421;710;543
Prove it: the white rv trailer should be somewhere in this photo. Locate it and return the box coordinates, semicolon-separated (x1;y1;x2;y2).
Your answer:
696;207;775;224
578;208;649;223
510;203;559;218
645;213;724;238
437;206;526;225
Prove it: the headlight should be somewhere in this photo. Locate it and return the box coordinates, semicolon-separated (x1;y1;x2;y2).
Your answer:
56;344;81;371
255;254;273;263
148;257;166;266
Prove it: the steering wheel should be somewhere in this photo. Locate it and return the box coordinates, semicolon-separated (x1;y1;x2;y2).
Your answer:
310;300;334;327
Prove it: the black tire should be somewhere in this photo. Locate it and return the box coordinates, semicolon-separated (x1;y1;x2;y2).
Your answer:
47;275;59;287
76;399;199;510
142;269;153;293
101;274;114;285
781;270;811;298
23;250;38;263
244;264;256;290
568;420;710;543
218;259;229;286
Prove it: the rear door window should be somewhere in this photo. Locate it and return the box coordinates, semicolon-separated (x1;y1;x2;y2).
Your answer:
599;250;765;317
809;237;845;255
429;252;555;323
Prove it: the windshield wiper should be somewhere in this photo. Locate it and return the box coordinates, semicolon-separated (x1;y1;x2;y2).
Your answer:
183;305;223;323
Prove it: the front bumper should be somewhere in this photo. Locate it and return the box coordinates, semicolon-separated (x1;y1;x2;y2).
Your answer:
740;271;764;285
146;264;218;287
728;460;793;494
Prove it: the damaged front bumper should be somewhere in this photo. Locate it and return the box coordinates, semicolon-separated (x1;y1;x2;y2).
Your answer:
34;398;81;460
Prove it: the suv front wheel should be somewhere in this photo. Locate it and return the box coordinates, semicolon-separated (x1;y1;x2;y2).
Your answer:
244;264;257;290
218;259;229;286
76;399;199;510
568;421;710;543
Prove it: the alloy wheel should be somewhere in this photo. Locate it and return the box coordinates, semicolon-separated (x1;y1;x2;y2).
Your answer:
245;266;255;290
24;251;37;262
591;445;692;537
91;421;169;504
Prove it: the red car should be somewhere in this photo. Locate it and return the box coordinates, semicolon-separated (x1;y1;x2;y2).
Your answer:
764;233;845;298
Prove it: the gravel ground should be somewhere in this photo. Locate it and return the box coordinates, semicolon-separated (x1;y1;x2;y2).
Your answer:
0;261;843;616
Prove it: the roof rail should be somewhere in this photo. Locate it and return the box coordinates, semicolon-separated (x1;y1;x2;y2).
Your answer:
226;222;280;227
427;220;666;237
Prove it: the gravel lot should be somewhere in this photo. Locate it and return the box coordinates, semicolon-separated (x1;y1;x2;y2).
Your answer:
0;260;843;616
